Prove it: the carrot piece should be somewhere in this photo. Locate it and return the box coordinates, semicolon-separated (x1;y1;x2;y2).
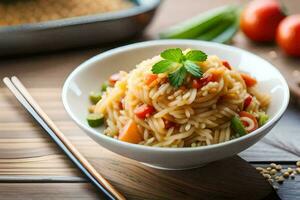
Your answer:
145;74;158;85
240;73;257;87
134;104;155;119
119;120;142;144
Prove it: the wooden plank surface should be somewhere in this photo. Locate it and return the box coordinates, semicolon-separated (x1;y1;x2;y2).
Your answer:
0;155;278;200
0;183;101;199
0;0;299;199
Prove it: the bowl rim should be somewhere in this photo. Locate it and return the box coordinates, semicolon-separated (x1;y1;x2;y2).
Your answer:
62;39;290;152
0;0;161;33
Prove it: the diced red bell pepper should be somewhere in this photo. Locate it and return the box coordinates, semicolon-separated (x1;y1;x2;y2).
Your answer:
222;60;232;70
192;74;213;89
243;96;253;110
134;104;155;119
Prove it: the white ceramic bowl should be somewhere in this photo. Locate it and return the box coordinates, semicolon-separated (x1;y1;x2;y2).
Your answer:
62;40;289;170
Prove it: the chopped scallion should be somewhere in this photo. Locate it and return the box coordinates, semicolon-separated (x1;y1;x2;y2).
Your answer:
87;113;104;127
89;91;102;104
101;82;108;92
258;112;269;126
231;116;247;136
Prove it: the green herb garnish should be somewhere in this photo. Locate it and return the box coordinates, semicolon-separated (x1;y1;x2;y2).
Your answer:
168;66;187;88
151;48;207;87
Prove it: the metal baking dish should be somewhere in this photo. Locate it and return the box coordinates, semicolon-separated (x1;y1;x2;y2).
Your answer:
0;0;161;56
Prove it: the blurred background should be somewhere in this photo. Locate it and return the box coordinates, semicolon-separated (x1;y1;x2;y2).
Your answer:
0;0;299;100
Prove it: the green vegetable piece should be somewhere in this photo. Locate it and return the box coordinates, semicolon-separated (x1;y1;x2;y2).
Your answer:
231;116;247;136
183;60;203;78
185;50;207;61
87;113;104;127
101;82;108;92
258;112;269;126
160;48;184;62
168;67;187;88
89;91;102;104
211;8;240;43
159;6;237;39
197;16;234;41
211;23;238;43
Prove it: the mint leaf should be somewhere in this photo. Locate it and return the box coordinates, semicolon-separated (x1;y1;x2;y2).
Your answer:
160;48;183;62
168;67;187;87
152;60;174;74
151;48;208;87
185;50;207;62
184;60;203;78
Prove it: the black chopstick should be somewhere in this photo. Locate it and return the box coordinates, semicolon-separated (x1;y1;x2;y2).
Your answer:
3;77;124;200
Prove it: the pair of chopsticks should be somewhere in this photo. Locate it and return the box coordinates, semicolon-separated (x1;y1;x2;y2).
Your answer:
3;77;125;200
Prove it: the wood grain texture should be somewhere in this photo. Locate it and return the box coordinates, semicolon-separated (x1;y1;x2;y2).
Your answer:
0;0;299;199
0;156;279;200
0;183;102;200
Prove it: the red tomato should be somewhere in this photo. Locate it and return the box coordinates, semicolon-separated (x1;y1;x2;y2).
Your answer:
239;111;258;132
192;79;201;89
240;0;285;42
243;96;253;110
192;74;213;89
276;15;300;57
134;104;155;119
222;60;231;70
109;73;121;86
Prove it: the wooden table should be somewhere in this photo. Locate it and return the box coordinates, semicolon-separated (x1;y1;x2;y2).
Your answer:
0;0;300;199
